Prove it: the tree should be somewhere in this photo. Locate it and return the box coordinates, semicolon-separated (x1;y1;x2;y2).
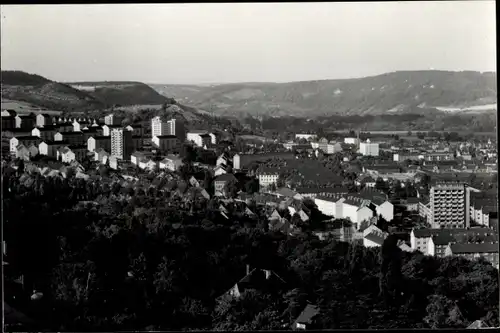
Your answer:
224;179;239;198
244;178;259;194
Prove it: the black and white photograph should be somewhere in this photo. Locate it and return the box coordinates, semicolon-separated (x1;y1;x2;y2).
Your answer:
1;1;498;331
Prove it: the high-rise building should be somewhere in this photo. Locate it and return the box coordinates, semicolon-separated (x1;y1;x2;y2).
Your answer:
359;139;379;156
151;116;169;138
111;128;133;160
166;118;186;142
430;182;472;229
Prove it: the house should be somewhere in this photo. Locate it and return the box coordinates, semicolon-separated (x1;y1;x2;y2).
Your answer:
72;120;90;132
54;131;84;145
54;122;73;132
38;141;65;158
445;243;499;268
295;133;317;141
1;115;16;130
9;136;42;154
131;151;154;166
257;167;280;188
214;164;229;176
15;145;31;161
27;144;38;158
216;152;233;168
159;154;184;171
293;304;320;330
139;158;157;171
232;152;296;170
87;136;111;152
94;148;110;164
15;114;35;130
427;233;455;257
356;175;376;188
363;228;388;248
214;173;238;195
31;126;57;141
81;127;103;141
35;113;52;127
152;135;179;152
57;145;87;163
221;265;286;300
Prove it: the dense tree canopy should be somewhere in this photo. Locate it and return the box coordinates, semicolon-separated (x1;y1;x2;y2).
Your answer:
3;166;499;331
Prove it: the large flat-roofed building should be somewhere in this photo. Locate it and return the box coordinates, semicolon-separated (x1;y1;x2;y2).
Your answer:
359;139;379;156
111;128;133;160
430;182;472;229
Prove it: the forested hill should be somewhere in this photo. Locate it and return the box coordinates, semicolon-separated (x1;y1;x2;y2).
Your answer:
67;81;170;106
1;70;104;112
151;70;497;118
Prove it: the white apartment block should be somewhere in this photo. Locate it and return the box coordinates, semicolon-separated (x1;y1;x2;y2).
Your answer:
359;139;379;156
111;128;133;160
430;182;471;229
187;132;212;148
257;169;279;188
295;134;317;141
151;116;169;138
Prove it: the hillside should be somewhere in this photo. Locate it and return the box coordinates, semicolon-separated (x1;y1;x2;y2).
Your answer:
67;81;170;106
1;70;105;112
151;71;497;118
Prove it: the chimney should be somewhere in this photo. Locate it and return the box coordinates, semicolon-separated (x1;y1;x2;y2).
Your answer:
246;264;250;275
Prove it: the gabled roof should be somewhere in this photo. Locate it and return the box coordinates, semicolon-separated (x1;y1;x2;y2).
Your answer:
294;304;320;325
214;173;237;182
364;232;386;245
467;320;490;329
450;243;499;254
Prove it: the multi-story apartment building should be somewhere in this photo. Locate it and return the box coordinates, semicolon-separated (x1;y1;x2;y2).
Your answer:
104;114;124;126
165;118;186;141
32;126;57;141
54;132;85;145
151;135;179;152
359;139;379;156
445;243;499;268
186;132;212;148
430;182;473;229
256;167;280;188
15;114;36;130
110;128;133;160
151;116;169;138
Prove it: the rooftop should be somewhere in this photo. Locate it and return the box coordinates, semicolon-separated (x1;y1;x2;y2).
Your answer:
450;243;499;254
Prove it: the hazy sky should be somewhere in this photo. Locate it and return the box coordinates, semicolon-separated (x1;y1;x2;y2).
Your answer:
1;2;496;84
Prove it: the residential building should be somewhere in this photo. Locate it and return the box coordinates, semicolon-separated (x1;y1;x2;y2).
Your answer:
214;164;229;176
94;148;110;164
111;128;133;160
151;116;169;138
295;134;317;141
293;304;320;330
427;233;455;257
363;229;388;248
15;144;31;161
27;144;39;157
344;137;360;146
359;139;380;156
165;118;186;141
104;114;123;126
38;141;65;158
138;158;157;171
9;136;42;154
152;135;179;152
214;173;238;195
393;153;423;162
418;199;432;222
430;182;472;229
131;136;143;150
87;136;111;152
314;195;374;230
131;151;154;166
186;132;212;148
72;120;90;132
445;243;499;268
57;145;86;163
55;122;73;133
102;124;123;137
257;167;280;188
325;142;342;154
1;115;16;130
31;126;57;141
159;154;184;171
35;114;51;127
424;152;454;162
54;132;85;145
15;114;35;130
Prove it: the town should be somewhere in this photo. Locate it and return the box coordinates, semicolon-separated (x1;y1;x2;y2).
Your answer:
2;107;499;330
2;2;498;331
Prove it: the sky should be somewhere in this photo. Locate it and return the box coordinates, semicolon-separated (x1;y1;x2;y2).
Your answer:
0;2;496;84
